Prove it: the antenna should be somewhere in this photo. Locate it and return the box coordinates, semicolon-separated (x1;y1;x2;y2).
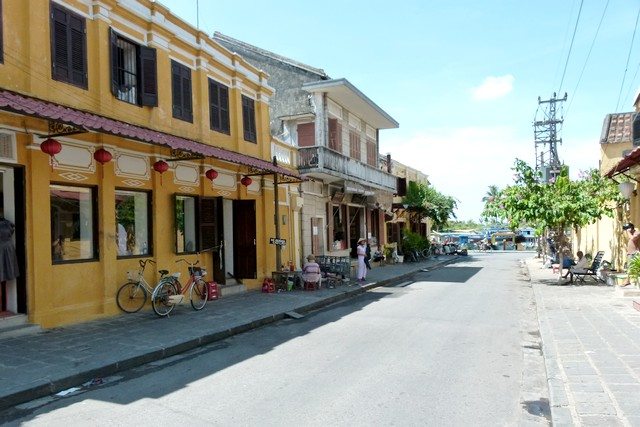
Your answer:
533;92;567;181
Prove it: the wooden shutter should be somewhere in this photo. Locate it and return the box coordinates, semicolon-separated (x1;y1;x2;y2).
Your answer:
140;46;157;106
68;13;86;87
172;60;191;121
329;119;342;152
109;28;118;96
366;138;376;166
199;197;216;251
209;80;230;133
242;95;256;142
181;65;192;121
219;84;229;133
349;130;361;159
51;5;69;81
297;123;315;147
0;0;3;63
171;61;181;117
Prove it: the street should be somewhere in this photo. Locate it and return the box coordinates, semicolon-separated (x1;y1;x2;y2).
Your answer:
5;253;549;426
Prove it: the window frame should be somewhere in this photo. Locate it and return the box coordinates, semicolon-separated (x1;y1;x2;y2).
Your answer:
0;0;4;64
50;183;99;264
115;188;153;259
242;95;257;143
109;28;157;107
209;78;230;134
171;60;193;122
50;1;87;89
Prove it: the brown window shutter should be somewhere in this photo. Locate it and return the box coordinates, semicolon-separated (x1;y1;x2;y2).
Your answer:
220;84;229;133
242;95;257;142
181;65;192;122
349;131;361;159
0;0;3;63
68;14;86;87
140;46;157;106
297;122;315;147
51;5;69;81
171;61;181;118
329;119;342;151
199;197;216;251
209;79;230;134
109;28;119;95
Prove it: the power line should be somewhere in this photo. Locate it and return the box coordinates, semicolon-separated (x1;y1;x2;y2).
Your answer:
558;0;584;94
565;0;609;119
615;5;640;112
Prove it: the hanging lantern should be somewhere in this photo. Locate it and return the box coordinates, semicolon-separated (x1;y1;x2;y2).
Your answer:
40;138;62;170
205;169;218;181
93;148;113;165
153;160;169;185
240;176;252;187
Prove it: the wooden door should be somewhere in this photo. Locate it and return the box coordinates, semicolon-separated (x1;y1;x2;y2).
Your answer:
233;200;256;279
311;217;324;255
199;197;225;284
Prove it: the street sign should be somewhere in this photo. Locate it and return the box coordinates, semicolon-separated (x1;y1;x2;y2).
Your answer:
269;238;286;246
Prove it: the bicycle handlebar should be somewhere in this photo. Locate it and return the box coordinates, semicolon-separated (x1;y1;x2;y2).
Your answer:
175;258;199;266
139;259;157;269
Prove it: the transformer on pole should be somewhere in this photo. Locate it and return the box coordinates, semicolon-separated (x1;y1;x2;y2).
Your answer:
534;92;567;182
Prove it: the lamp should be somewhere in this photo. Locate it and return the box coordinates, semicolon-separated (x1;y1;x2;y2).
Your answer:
619;181;636;199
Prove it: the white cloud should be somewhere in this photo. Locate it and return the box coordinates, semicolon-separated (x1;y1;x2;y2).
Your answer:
380;126;531;221
471;75;515;101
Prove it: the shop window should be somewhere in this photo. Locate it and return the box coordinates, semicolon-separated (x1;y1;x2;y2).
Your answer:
171;60;192;122
115;190;151;257
242;95;257;143
50;2;87;88
174;195;218;254
109;29;157;106
50;184;97;262
209;78;230;134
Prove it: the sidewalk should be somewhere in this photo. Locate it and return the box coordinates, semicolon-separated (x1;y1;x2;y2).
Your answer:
526;257;640;426
0;256;457;412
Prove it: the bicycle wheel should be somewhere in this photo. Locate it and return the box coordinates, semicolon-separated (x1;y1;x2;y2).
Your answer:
152;280;178;317
116;281;147;313
190;278;208;310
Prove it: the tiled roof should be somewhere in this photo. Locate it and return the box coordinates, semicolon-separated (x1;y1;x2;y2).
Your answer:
0;89;300;179
601;112;635;144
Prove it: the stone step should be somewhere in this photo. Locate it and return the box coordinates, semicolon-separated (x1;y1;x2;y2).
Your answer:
220;283;246;298
0;314;41;339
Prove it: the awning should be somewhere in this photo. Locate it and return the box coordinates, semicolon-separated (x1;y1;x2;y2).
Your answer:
604;146;640;178
0;89;301;179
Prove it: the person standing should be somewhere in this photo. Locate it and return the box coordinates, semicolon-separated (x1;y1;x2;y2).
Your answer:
622;223;640;286
357;238;367;282
0;217;18;312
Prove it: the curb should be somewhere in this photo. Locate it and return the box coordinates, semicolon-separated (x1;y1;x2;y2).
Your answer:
0;257;457;412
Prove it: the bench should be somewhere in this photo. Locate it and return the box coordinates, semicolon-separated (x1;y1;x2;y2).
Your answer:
573;251;605;283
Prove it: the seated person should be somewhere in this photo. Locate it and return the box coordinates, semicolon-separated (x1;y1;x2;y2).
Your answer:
302;254;322;289
562;251;589;282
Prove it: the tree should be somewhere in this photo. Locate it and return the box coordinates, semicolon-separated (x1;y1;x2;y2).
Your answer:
482;159;621;278
403;181;457;231
481;185;500;202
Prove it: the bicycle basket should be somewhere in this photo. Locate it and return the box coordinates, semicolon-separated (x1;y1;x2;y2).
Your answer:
127;270;142;281
189;266;203;276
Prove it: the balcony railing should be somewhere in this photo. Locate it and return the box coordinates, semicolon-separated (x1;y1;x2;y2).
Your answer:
298;146;396;191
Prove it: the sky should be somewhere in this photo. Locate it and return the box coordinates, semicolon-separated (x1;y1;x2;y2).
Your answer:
158;0;640;221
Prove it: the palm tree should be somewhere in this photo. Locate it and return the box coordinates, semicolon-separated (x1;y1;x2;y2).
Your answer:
482;185;500;203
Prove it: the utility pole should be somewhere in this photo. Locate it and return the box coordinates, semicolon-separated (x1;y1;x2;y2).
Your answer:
533;92;567;181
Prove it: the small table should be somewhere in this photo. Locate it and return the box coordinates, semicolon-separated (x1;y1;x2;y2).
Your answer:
272;270;303;291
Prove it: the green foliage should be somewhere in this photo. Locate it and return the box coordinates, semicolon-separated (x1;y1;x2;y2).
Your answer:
627;256;640;281
481;159;622;251
401;229;430;254
447;219;483;230
403;181;457;231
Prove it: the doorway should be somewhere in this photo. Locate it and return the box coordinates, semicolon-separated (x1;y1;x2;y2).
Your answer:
233;200;257;279
0;166;25;315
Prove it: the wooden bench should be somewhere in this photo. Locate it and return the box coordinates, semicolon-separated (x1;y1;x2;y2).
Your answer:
573;251;605;283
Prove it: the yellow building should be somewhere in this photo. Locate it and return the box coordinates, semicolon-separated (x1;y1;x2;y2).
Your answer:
0;0;300;328
575;107;638;269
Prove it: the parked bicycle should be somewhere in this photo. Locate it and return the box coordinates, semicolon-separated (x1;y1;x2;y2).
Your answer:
151;259;209;317
116;259;169;313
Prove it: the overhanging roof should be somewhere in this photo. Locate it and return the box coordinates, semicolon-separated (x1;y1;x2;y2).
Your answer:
0;89;301;179
302;78;399;129
605;145;640;178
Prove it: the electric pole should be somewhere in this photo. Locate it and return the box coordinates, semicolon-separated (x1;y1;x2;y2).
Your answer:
533;92;567;181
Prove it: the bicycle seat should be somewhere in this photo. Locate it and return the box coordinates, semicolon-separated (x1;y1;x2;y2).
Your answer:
158;269;169;276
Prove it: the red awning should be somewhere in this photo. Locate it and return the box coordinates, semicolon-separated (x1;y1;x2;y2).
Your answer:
0;89;301;179
604;146;640;178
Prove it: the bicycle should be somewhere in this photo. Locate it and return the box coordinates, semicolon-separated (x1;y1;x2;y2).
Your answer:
116;259;169;313
151;259;209;317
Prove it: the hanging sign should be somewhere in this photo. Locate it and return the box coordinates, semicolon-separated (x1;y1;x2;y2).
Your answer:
269;238;286;246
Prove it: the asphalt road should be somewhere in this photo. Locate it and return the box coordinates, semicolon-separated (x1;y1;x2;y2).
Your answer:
6;252;549;426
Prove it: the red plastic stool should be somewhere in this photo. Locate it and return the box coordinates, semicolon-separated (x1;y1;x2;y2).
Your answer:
304;281;317;291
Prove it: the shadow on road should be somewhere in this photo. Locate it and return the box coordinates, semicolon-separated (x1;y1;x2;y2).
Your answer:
412;266;483;283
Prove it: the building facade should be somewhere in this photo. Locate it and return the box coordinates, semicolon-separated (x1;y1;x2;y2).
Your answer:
0;0;300;327
213;33;398;264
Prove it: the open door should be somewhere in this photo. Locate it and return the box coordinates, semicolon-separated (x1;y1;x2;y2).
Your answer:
233;200;256;279
0;166;25;315
199;196;225;284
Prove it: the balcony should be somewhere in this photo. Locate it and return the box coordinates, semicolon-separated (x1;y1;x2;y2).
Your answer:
298;146;396;191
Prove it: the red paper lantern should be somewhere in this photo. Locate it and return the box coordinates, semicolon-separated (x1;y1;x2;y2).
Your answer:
153;160;169;174
93;148;113;165
40;138;62;157
240;176;252;187
205;169;218;181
